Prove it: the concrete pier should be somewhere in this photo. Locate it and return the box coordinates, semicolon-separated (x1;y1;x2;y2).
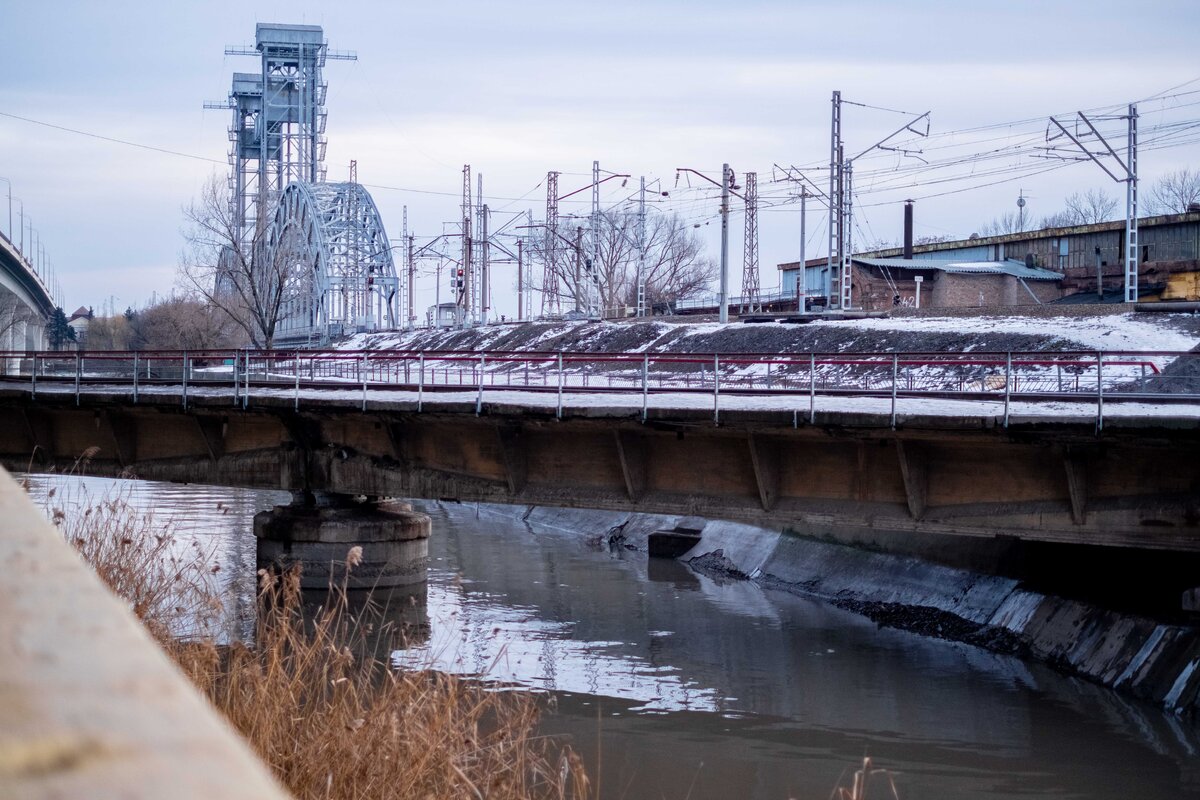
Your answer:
255;494;431;590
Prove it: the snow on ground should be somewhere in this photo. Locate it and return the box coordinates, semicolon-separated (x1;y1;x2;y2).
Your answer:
340;312;1200;357
830;313;1200;353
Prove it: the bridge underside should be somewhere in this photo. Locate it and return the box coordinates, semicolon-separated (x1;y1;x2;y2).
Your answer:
2;391;1198;555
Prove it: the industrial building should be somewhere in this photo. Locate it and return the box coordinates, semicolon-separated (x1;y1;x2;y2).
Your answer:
778;209;1200;310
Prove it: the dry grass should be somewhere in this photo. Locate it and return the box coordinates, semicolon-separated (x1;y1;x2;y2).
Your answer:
38;480;590;800
827;757;899;800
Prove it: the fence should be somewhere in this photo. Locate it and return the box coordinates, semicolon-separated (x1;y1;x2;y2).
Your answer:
1;347;1195;429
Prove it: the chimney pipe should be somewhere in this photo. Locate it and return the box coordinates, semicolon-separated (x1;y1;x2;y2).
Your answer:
903;201;913;260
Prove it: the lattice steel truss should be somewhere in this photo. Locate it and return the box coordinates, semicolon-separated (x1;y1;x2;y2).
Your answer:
741;171;761;314
267;182;400;343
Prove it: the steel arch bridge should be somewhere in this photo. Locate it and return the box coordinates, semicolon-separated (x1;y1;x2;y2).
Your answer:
265;181;400;345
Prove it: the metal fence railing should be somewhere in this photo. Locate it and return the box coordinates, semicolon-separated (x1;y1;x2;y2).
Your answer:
1;348;1196;430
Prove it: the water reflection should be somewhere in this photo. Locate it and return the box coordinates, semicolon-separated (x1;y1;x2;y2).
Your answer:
20;476;1200;799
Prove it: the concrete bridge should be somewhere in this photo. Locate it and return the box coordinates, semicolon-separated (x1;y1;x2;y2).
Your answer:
0;231;53;364
1;348;1198;556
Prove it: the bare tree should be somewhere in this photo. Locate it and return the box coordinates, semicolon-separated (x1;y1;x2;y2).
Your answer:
1063;189;1118;225
180;175;289;348
0;293;34;344
525;211;717;315
914;234;955;245
979;211;1027;237
84;314;133;350
1147;167;1200;214
130;295;242;351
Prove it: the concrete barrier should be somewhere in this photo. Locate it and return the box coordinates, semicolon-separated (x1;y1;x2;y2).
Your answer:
0;467;290;799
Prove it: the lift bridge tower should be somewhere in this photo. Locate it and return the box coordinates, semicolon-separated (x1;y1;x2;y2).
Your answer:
207;24;401;343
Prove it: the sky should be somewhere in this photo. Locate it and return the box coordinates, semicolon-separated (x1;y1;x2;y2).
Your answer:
2;0;1198;319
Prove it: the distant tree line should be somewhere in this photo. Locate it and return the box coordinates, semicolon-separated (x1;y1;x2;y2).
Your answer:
83;294;244;351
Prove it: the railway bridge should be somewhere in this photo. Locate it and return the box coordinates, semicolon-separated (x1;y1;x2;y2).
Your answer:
1;346;1198;558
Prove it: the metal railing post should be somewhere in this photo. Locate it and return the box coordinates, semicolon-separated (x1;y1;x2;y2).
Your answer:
182;351;188;410
1003;352;1011;428
641;354;649;423
132;352;139;403
361;354;368;412
713;353;720;425
30;354;37;401
556;351;564;420
890;353;899;429
243;352;251;410
74;352;81;406
476;354;485;415
294;354;300;411
1097;351;1104;432
809;353;817;424
417;353;425;412
233;350;239;406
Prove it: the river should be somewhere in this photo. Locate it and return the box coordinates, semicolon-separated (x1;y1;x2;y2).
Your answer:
22;474;1200;799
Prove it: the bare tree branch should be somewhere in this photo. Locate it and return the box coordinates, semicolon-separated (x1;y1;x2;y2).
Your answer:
178;175;289;348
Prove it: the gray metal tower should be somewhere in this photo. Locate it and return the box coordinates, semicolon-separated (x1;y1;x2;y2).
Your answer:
741;171;761;314
217;23;356;247
542;172;561;318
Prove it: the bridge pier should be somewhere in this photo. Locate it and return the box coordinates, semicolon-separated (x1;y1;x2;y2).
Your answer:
254;492;431;590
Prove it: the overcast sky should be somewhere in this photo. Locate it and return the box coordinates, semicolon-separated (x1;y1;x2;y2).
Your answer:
2;0;1198;317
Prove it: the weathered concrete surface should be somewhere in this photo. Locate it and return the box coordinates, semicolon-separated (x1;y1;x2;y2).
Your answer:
255;499;431;589
687;525;1200;716
0;467;289;800
0;389;1197;554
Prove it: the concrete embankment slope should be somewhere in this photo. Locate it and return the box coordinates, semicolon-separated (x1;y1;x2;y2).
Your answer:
468;503;1200;717
344;308;1200;357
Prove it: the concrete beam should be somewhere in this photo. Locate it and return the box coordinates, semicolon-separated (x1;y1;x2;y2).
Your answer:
0;467;288;798
614;429;647;503
747;432;781;512
1064;446;1088;525
496;424;527;494
896;440;928;520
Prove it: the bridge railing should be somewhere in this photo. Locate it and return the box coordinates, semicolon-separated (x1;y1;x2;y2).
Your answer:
1;347;1197;427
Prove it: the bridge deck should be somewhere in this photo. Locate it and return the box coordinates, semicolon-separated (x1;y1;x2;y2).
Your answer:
1;354;1198;554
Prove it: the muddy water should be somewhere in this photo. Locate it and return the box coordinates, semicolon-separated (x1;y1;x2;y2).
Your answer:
24;475;1200;799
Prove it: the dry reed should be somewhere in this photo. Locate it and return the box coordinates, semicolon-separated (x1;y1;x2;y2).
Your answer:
38;480;589;800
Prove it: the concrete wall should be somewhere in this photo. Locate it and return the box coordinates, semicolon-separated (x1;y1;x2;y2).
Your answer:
0;468;289;798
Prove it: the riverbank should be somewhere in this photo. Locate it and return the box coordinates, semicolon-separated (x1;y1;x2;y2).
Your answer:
466;502;1200;717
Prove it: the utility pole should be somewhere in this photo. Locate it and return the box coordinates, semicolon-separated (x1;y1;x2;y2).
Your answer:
798;185;807;311
1048;103;1140;302
459;165;472;327
401;205;408;329
1125;104;1139;302
476;172;485;325
589;159;601;318
637;176;647;317
542;172;560;318
828;90;843;309
525;210;534;319
830;94;930;309
480;202;490;324
517;238;524;321
720;163;730;323
676;165;742;323
407;233;415;329
741;171;761;314
574;226;583;313
840;159;854;310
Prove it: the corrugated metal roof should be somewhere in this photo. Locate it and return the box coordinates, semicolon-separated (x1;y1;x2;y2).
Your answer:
854;257;1063;281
